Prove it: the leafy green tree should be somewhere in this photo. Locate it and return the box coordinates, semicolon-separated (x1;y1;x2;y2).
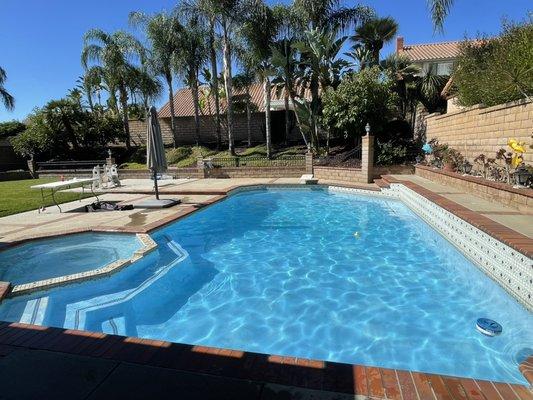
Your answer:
82;29;145;149
352;17;398;66
453;19;533;107
129;11;182;147
0;67;15;111
322;67;397;143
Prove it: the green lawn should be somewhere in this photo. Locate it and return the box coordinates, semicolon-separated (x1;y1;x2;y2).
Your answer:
0;178;94;217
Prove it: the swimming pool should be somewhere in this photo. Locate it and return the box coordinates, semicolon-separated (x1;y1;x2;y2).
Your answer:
0;188;531;383
0;233;142;285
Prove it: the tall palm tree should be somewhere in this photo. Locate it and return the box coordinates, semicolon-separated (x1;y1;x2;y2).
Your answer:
271;38;299;145
233;69;255;147
0;67;15;111
82;29;145;150
181;0;224;149
292;0;373;33
175;17;209;146
129;11;183;147
352;17;398;66
239;1;280;158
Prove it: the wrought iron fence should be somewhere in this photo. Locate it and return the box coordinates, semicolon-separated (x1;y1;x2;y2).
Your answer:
36;160;106;171
313;146;362;168
205;155;305;169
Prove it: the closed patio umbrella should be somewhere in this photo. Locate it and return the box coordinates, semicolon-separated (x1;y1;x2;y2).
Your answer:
147;106;167;200
137;107;179;208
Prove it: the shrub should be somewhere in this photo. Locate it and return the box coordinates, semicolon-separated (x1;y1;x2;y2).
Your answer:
166;147;193;164
0;121;26;138
322;67;397;140
454;18;533;107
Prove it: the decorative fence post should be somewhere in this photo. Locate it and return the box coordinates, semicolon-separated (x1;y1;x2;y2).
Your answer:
196;156;206;178
361;135;374;183
305;151;314;175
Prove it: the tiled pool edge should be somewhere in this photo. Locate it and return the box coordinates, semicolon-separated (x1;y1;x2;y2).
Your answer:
5;234;158;297
328;183;533;311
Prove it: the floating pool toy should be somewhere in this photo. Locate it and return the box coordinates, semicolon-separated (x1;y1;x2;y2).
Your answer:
476;318;502;337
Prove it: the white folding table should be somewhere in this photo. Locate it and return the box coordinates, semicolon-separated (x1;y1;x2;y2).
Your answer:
31;178;99;213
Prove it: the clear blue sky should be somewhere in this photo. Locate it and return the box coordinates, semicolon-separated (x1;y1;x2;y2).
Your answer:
0;0;530;122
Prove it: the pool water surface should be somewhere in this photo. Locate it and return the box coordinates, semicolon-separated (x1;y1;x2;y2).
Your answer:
0;188;531;384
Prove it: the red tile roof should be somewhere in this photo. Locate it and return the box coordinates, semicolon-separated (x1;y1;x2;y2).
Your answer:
159;83;311;118
398;41;462;62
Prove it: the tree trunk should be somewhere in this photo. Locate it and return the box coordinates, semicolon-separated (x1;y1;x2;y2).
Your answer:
192;73;201;147
166;73;178;148
246;85;252;147
209;19;222;150
222;18;235;155
310;76;320;151
264;77;272;159
289;93;308;147
119;86;131;150
284;90;290;145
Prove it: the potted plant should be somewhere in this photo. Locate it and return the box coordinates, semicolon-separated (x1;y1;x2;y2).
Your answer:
442;148;462;172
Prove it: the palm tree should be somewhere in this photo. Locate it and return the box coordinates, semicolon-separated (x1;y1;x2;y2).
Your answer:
233;71;255;147
345;43;372;70
181;0;224;149
175;17;209;146
82;29;145;150
239;1;280;158
0;67;15;111
293;28;348;151
129;11;183;147
271;38;299;145
428;0;454;31
352;17;398;66
292;0;373;33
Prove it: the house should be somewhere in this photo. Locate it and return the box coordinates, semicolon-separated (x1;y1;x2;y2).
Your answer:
396;36;465;113
130;83;309;147
395;36;460;77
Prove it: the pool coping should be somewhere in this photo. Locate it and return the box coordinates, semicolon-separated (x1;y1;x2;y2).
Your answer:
0;321;530;399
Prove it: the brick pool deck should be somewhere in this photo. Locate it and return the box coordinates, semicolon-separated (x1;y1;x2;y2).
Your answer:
0;177;532;399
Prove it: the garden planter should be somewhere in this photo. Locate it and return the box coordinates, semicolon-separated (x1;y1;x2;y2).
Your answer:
443;162;456;172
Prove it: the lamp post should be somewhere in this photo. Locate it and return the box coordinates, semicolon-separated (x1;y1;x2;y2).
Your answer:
365;123;371;137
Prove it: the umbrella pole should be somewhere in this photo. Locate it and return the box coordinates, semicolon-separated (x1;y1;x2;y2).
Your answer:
153;169;160;200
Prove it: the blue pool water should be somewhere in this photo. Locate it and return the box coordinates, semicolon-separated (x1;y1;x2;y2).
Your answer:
0;233;142;284
0;188;531;383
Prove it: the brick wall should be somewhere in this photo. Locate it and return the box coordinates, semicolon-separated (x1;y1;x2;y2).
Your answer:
313;166;365;183
205;166;305;178
130;112;302;147
416;165;533;213
424;100;532;164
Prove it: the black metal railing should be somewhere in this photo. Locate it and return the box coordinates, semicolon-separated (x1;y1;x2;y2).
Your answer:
205;155;305;168
37;160;106;171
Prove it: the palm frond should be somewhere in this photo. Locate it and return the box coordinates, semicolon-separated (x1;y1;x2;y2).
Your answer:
428;0;454;32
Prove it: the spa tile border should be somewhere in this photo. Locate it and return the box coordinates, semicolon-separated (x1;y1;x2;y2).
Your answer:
6;234;157;297
382;175;533;258
0;321;530;399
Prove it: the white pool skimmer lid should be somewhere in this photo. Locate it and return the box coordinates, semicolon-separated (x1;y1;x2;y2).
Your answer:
476;318;502;337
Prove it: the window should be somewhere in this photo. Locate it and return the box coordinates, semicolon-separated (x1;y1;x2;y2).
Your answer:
424;62;453;76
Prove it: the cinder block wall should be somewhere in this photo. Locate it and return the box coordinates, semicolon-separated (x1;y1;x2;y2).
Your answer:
129;112;302;147
424;100;532;164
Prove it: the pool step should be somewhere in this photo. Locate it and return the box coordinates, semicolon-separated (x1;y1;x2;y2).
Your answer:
373;178;390;189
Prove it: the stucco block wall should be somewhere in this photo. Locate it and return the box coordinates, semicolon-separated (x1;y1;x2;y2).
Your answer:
130;112;302;147
424;100;532;164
